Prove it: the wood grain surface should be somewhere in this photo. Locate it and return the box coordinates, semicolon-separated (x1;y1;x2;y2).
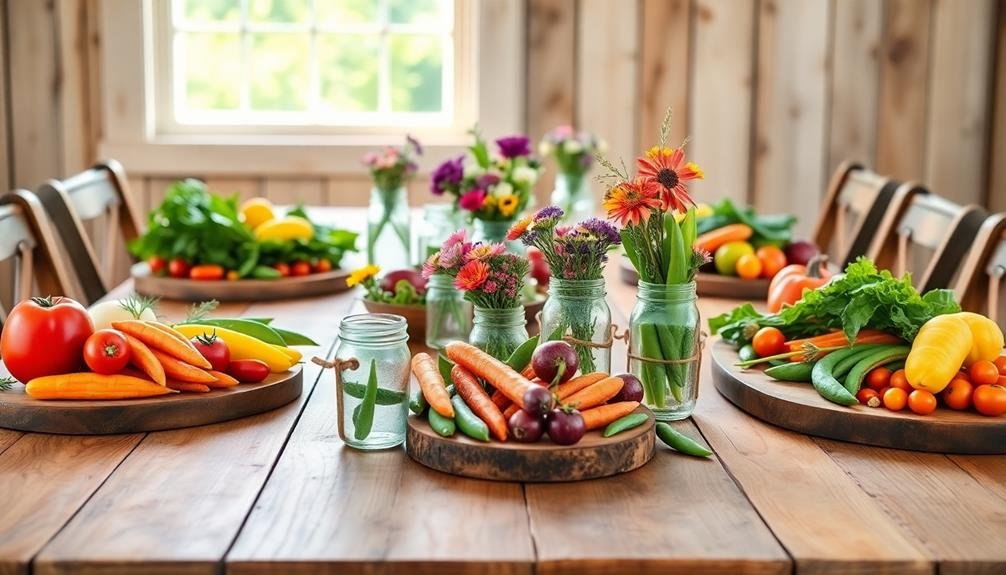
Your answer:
132;262;352;302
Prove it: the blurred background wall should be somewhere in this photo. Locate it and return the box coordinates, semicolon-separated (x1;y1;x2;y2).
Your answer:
0;0;1003;237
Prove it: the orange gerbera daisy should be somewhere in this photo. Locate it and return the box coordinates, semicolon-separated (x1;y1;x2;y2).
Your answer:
506;213;534;241
637;146;704;213
454;260;490;291
602;178;663;227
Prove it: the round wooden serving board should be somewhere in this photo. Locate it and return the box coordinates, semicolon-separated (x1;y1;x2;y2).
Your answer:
132;263;352;302
406;406;655;482
619;258;769;299
710;339;1006;454
0;366;303;435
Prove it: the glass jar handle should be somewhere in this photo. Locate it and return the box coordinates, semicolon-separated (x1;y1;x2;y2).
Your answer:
312;356;359;444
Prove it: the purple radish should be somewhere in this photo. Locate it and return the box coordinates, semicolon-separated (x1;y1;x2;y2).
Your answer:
509;409;545;443
784;240;819;267
523;384;555;419
547;407;586;445
610;373;644;403
532;341;579;385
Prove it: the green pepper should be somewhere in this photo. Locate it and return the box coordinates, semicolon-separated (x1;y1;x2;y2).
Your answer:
451;395;489;442
354;359;378;440
655;422;712;457
251;264;280;279
602;413;648;437
843;345;911;394
765;360;816;382
505;335;539;371
344;381;405;405
738;344;758;363
811;347;860;406
427;407;456;437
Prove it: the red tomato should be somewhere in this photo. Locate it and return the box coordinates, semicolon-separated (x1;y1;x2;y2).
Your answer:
191;332;231;372
147;256;166;275
969;360;1000;386
227;359;269;383
942;377;973;411
994;355;1006;375
756;246;787;279
0;296;94;382
907;389;937;415
168;258;190;279
83;328;131;374
752;327;787;358
313;259;332;273
888;369;911;391
291;261;312;277
865;367;892;391
856;388;881;407
274;262;291;277
972;384;1006;417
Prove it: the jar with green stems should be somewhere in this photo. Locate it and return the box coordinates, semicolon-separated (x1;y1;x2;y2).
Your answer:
416;203;465;264
367;186;411;269
551;172;594;224
472;219;525;256
332;313;410;449
629;280;700;421
539;278;611;374
425;274;472;349
470;306;528;360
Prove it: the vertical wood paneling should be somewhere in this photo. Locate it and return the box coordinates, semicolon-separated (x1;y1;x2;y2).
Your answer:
925;0;996;205
263;179;326;206
828;0;882;174
690;0;755;205
0;0;10;190
986;0;1006;212
56;0;94;175
639;0;691;150
204;178;263;202
753;0;831;236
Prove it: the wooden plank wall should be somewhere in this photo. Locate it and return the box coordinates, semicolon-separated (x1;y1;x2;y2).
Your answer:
2;0;1005;237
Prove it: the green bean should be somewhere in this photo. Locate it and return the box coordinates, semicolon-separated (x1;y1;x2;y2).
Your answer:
885;359;906;372
451;395;489;442
409;389;428;415
655;422;712;457
603;413;649;437
832;344;890;379
843;345;911;394
764;360;816;382
354;359;378;440
344;381;405;406
637;323;667;407
505;335;540;371
767;359;788;368
811;347;860;406
427;407;456;437
737;344;758;363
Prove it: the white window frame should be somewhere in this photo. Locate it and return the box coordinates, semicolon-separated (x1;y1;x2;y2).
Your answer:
97;0;524;175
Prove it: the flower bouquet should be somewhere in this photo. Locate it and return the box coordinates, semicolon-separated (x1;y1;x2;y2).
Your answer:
363;136;422;268
348;264;428;339
538;126;605;223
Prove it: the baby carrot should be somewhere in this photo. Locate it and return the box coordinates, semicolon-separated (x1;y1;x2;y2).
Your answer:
123;334;166;386
411;353;454;418
166;381;211;393
556;372;607;401
562;376;624;410
445;341;531;408
112;320;212;369
581;401;641;431
150;349;217;383
453;365;508;441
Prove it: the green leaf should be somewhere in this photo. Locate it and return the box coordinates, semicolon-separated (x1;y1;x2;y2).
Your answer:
665;215;687;285
620;228;643;279
438;353;454;383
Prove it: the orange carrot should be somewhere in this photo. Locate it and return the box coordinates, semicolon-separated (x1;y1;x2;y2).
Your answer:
580;401;641;430
787;330;902;361
694;223;753;254
123;334;166;386
411;353;454;418
503;403;521;420
445;341;532;408
562;376;624;410
144;320;194;346
26;373;176;400
166;381;211;393
490;389;511;411
150;349;217;383
207;370;240;388
521;365;536;380
556;372;607;401
112;320;212;369
452;365;508;441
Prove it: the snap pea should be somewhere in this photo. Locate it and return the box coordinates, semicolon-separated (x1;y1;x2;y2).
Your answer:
409;389;429;415
352;404;361;426
885;359;906;372
767;359;788;367
738;344;758;363
764;360;816;382
427;407;456;437
833;344;891;379
451;395;490;442
344;381;405;405
843;345;911;394
655;422;712;457
251;265;282;280
354;359;378;440
603;413;649;437
268;326;318;346
811;347;860;406
505;335;540;371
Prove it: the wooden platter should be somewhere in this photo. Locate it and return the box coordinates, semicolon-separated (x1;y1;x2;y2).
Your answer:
406;406;655;482
710;339;1006;454
363;295;548;340
132;262;352;302
0;366;303;435
619;258;769;299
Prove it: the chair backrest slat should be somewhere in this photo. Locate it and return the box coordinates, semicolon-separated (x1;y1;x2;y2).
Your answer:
813;162;900;268
954;214;1006;331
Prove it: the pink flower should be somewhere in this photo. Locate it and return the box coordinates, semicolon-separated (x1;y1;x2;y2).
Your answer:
465;243;505;262
443;229;467;251
361;152;378;166
483;280;499;293
439;243;463;268
459;189;488;212
421;253;439;279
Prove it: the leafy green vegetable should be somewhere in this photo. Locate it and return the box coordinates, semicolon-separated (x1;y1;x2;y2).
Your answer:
362;279;426;306
709;258;961;345
696;198;797;245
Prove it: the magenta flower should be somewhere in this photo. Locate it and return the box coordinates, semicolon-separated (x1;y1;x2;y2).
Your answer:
496;136;531;159
459;189;488;212
431;156;464;195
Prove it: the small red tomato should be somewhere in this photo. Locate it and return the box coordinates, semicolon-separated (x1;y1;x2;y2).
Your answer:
942;377;973;411
291;261;312;277
83;328;131;375
888;369;911;391
168;258;190;279
994;355;1006;375
191;332;231;372
972;384;1006;417
865;367;892;391
274;262;291;277
882;387;908;411
856;388;881;407
969;360;1000;386
752;327;787;358
227;359;270;383
313;258;332;273
147;256;167;275
908;389;937;415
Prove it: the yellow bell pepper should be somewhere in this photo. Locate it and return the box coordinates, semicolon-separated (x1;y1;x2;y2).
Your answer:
173;324;294;373
953;312;1004;366
905;314;973;393
253;216;313;242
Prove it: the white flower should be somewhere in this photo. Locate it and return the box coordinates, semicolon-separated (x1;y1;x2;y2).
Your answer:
512;166;540;186
538;140;553;157
563;139;583;155
492;181;514;198
463;163;484;179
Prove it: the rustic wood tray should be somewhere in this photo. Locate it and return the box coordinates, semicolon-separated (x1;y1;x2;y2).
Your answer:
405;406;655;482
362;296;548;341
132;263;352;302
619;258;770;300
0;366;303;435
710;339;1006;454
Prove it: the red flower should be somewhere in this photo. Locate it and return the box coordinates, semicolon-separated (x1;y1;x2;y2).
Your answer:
603;178;663;227
636;146;704;213
454;260;490;291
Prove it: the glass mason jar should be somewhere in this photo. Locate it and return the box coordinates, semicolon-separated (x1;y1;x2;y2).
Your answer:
472;219;525;256
333;313;410;450
551;172;594;223
425;274;473;349
416;203;465;264
367;186;411;269
470;306;528;360
629;281;700;421
539;278;611;375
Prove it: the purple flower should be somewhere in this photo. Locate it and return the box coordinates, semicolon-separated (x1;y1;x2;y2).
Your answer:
431;156;464;195
496;136;531;159
406;134;423;155
477;173;501;188
534;206;564;221
579;218;621;246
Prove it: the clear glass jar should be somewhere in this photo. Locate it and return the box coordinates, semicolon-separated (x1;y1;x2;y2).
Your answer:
416;203;465;264
425;274;472;349
333;313;410;449
539;278;611;375
470;306;528;360
472;219;525;256
367;186;411;269
629;281;700;421
551;172;594;223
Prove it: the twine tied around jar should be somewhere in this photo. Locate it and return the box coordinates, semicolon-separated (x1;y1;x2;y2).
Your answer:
534;311;617;350
614;330;707;375
312;356;358;444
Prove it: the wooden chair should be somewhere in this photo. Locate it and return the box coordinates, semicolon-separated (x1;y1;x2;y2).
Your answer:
954;213;1006;330
812;162;904;268
866;188;989;293
0;190;79;328
35;160;144;305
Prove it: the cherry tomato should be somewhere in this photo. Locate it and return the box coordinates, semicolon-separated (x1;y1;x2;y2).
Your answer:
942;377;973;411
994;355;1006;375
856;388;881;407
83;328;130;374
227;359;270;383
147;256;167;275
168;258;190;279
865;367;892;391
888;369;911;391
756;246;788;279
735;254;763;280
972;384;1006;417
969;360;1000;386
752;327;787;358
908;389;937;415
226;270;240;281
189;264;225;281
273;262;291;277
882;387;908;411
0;296;93;382
313;258;332;273
291;261;312;277
191;332;231;372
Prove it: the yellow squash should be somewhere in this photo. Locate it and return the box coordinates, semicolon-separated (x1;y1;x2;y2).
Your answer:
953;311;1004;366
173;324;295;373
253;216;313;242
905;314;973;393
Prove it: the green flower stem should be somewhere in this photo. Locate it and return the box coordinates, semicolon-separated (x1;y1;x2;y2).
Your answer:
638;322;666;407
367;188;410;265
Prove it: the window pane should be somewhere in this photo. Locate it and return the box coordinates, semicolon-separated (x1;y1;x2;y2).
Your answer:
180;0;240;23
316;0;379;26
389;35;443;112
389;0;448;26
249;33;310;111
181;32;241;111
318;35;379;112
248;0;310;23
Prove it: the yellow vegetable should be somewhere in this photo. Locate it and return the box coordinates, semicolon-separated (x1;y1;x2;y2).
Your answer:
240;197;275;229
953;311;1004;366
273;344;302;364
254;216;313;242
173;324;295;373
905;314;973;393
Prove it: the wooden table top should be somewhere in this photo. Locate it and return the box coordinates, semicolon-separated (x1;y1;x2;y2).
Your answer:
1;208;1004;575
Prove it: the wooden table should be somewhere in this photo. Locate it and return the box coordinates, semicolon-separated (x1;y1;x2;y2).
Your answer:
1;209;1004;575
